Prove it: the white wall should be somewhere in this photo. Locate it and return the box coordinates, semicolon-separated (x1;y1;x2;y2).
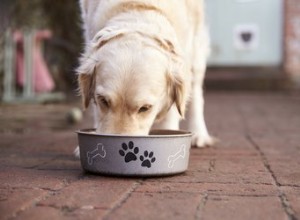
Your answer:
205;0;283;66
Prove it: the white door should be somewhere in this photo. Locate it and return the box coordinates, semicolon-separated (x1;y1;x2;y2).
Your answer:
205;0;283;66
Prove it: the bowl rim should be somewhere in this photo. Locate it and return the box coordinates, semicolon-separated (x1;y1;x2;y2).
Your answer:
76;128;192;138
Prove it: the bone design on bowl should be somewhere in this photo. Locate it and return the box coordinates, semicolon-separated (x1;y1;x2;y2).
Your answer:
77;129;192;176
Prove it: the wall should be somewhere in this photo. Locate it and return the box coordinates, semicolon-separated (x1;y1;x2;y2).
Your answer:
284;0;300;85
206;0;283;67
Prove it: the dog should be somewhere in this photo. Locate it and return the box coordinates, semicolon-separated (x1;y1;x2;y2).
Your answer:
74;0;215;157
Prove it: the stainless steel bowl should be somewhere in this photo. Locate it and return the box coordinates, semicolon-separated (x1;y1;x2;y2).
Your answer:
77;129;192;176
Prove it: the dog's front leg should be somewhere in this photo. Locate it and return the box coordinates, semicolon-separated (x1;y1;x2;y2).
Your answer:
186;67;215;147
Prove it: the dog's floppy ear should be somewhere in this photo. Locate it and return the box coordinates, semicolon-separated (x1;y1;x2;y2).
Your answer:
78;73;95;109
148;34;187;117
167;71;186;117
77;57;96;109
166;58;187;117
77;27;128;110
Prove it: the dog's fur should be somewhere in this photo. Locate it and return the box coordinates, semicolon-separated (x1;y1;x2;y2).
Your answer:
75;0;214;157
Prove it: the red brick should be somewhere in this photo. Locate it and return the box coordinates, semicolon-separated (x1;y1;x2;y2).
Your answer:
14;206;66;220
14;206;107;220
190;145;259;159
213;158;267;173
202;196;288;220
188;157;211;172
35;157;81;171
251;135;300;159
106;192;202;220
0;167;79;191
136;182;278;196
148;169;274;185
281;186;300;218
268;160;300;186
0;134;81;171
0;132;78;156
38;176;138;210
251;136;300;186
0;187;47;219
0;153;53;169
285;194;300;218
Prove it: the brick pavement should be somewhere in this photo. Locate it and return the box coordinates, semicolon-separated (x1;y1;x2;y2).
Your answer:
0;92;300;220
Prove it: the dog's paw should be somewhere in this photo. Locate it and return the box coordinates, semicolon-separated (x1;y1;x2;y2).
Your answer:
192;133;217;148
73;146;80;159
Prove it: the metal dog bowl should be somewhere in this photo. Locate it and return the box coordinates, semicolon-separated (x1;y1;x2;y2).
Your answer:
77;129;192;176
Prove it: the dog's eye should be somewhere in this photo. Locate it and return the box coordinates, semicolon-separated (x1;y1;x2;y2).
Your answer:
138;105;152;113
97;96;110;108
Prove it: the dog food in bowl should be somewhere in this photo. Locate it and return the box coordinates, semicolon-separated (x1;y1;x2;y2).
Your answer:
77;129;192;176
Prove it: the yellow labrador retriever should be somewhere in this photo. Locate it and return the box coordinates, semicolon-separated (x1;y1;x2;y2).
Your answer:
74;0;214;157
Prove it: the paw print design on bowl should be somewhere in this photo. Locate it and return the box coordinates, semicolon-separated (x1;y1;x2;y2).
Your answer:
119;141;139;163
140;151;156;168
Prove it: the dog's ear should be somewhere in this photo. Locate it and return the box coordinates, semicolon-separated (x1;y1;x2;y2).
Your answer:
149;36;187;119
77;71;96;109
149;35;187;117
78;73;95;109
77;27;127;110
77;56;96;109
167;67;187;117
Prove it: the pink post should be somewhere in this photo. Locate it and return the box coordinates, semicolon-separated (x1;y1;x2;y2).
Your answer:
14;29;55;93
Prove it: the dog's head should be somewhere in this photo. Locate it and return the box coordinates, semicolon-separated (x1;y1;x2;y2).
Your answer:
77;27;187;135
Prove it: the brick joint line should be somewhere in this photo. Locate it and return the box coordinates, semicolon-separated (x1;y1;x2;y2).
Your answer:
208;159;216;172
103;180;143;219
246;135;298;220
6;173;86;219
6;189;52;220
195;193;208;220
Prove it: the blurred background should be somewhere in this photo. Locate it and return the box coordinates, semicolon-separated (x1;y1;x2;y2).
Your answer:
0;0;299;104
205;0;300;91
0;0;83;104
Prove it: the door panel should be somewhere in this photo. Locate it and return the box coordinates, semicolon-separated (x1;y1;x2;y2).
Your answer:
205;0;283;66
